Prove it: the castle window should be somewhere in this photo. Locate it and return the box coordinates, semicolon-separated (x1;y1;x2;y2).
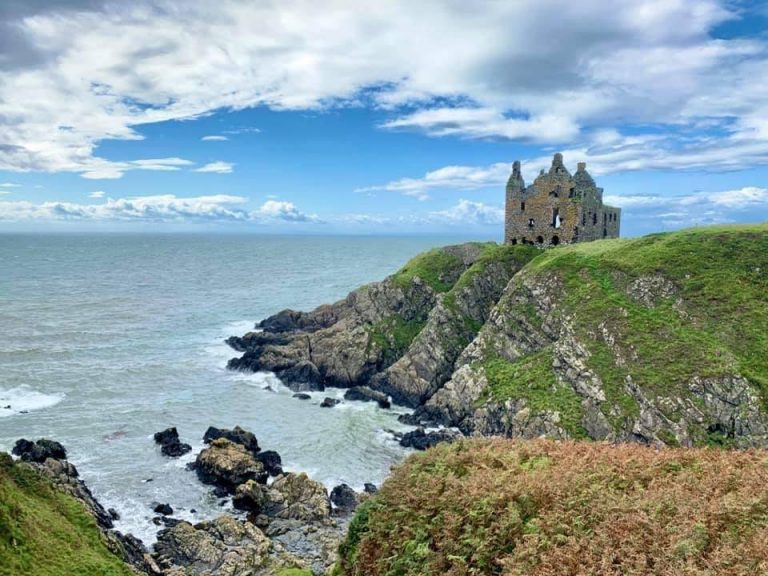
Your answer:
603;213;607;225
592;212;597;225
536;235;544;244
569;187;575;198
550;186;559;198
521;202;525;212
552;208;561;229
510;238;518;245
603;228;608;238
582;213;586;226
528;218;535;228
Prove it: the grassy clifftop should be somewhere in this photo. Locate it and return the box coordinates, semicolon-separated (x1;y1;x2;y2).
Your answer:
337;439;768;576
0;453;134;576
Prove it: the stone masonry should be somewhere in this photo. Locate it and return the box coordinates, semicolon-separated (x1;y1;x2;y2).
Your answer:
504;153;620;246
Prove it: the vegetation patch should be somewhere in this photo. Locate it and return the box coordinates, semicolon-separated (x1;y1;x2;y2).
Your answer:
368;315;426;363
337;438;768;576
524;224;768;421
480;348;588;439
391;247;464;293
0;453;134;576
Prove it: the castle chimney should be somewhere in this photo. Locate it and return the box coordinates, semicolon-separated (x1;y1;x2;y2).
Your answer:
577;162;586;172
552;153;564;168
506;160;525;195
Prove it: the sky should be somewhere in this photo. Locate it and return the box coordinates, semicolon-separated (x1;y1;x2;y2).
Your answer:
0;0;767;237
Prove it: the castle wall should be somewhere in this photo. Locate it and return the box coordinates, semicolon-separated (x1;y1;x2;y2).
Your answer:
504;154;620;246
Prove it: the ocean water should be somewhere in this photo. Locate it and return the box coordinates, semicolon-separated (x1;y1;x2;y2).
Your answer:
0;233;468;544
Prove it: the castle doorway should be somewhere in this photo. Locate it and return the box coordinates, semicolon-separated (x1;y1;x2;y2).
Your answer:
536;235;544;244
551;236;560;246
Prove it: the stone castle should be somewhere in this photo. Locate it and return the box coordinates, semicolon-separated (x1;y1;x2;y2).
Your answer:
504;153;620;246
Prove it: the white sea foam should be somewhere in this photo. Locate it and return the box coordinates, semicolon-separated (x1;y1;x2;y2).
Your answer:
0;385;64;418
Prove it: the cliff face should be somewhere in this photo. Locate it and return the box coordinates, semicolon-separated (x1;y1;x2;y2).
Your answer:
228;224;768;448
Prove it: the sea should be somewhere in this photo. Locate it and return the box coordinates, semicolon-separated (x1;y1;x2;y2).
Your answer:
0;233;472;544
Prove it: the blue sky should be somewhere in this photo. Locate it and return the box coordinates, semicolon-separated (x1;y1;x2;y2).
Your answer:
1;0;767;237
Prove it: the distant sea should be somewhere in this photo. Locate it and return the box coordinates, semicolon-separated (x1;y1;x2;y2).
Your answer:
0;233;472;543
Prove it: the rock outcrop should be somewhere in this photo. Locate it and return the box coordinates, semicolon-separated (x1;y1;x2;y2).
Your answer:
195;438;267;492
154;427;192;458
228;226;768;448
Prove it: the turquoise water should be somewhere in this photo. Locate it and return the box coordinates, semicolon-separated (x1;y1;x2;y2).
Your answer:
0;234;466;543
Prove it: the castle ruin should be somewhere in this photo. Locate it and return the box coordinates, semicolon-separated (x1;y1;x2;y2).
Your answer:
504;153;620;246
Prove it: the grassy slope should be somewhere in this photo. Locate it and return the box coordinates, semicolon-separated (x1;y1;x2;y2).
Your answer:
0;453;134;576
483;224;768;441
337;438;768;576
371;243;538;361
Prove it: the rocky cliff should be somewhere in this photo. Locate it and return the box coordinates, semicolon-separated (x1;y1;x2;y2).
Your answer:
229;224;768;448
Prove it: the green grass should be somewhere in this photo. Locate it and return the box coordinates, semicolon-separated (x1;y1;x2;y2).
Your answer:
390;247;465;293
516;224;768;431
0;453;134;576
367;315;427;363
480;348;589;439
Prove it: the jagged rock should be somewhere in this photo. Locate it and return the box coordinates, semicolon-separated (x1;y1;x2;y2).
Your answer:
399;427;461;450
12;438;67;463
364;483;378;494
195;438;267;493
108;508;120;520
153;516;272;576
330;484;359;515
154;427;192;458
344;386;390;409
153;502;174;516
279;361;325;391
320;397;341;408
255;450;283;477
203;426;260;456
262;473;331;524
232;479;269;513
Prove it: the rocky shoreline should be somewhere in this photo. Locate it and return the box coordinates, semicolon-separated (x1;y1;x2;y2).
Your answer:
9;425;374;576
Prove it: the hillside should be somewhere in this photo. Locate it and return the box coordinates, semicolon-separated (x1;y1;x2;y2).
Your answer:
229;224;768;447
0;453;136;576
335;438;768;576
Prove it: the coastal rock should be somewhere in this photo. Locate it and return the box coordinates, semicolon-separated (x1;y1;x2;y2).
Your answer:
320;397;341;408
153;516;272;576
262;473;331;524
330;484;359;515
154;427;192;458
203;426;260;456
255;450;283;477
195;438;267;492
232;479;268;513
279;361;325;391
12;438;67;463
363;483;378;494
292;393;311;400
153;503;174;516
399;427;462;450
343;386;391;409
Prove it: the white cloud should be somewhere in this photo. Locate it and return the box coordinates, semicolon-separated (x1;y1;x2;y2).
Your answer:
89;190;105;198
194;161;234;174
0;182;21;188
79;157;195;179
0;0;767;180
0;194;249;222
255;200;320;223
201;135;228;141
429;200;504;225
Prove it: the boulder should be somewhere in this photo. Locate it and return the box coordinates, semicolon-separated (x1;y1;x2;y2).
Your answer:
343;386;391;409
262;473;331;524
153;503;173;516
292;393;311;400
153;516;272;576
364;483;378;494
153;427;192;458
255;450;283;477
330;484;359;515
194;438;267;492
232;479;269;512
320;397;341;408
399;427;461;450
203;426;260;456
12;438;67;463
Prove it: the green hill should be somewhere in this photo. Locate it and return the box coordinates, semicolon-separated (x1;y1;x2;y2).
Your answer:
0;453;135;576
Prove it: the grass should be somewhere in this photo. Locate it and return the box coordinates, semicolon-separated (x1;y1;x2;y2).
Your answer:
0;453;134;576
484;224;768;436
480;348;589;439
391;247;465;293
336;438;768;576
368;315;427;363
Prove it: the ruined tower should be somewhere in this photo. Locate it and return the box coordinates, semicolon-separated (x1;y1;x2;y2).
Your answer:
504;153;620;246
